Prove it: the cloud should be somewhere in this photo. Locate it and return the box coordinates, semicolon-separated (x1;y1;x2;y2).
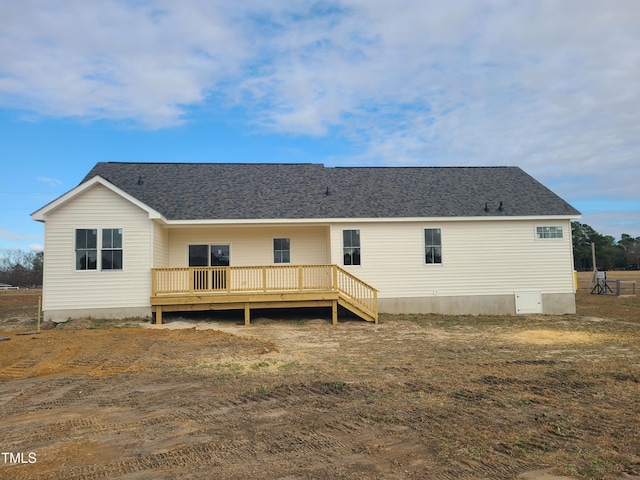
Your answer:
0;229;43;245
581;210;640;240
0;1;638;211
0;230;43;252
28;244;44;252
225;2;640;203
0;229;27;242
37;177;62;187
0;0;247;128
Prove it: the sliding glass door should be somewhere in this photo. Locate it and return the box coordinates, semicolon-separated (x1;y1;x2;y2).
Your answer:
188;244;230;290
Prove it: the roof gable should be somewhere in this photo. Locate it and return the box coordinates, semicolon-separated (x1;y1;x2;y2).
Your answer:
31;175;164;222
60;162;580;221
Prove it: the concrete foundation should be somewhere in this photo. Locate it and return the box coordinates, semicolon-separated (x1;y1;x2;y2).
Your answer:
379;293;576;315
45;306;152;323
540;293;576;315
44;292;575;322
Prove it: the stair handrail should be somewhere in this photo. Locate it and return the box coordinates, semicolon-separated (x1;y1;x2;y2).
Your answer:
333;265;378;318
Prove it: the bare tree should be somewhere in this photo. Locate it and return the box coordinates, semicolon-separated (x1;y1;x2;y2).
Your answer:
0;250;44;287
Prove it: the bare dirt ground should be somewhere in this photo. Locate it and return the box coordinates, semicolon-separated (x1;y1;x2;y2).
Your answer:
0;277;638;480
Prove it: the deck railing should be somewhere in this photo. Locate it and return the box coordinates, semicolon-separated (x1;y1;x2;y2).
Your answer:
152;264;377;318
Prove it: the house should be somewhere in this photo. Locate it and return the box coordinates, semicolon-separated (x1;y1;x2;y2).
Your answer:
31;162;581;324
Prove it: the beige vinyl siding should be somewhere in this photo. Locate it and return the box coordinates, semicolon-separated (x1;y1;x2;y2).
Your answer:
42;184;153;311
330;219;575;298
167;225;329;266
152;222;169;268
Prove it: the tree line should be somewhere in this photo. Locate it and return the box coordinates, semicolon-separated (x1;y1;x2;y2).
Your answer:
0;250;43;287
572;222;640;271
0;221;637;287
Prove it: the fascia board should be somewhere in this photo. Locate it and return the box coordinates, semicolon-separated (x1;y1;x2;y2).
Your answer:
161;214;581;227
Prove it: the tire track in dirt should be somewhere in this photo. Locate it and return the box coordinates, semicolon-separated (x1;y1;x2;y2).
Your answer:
26;440;254;480
27;379;100;410
1;357;45;378
1;378;578;480
0;335;158;380
167;381;356;424
1;413;169;451
0;378;68;413
160;380;556;480
0;334;60;378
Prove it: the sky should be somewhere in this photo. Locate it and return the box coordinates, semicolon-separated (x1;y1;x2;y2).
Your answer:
1;0;639;253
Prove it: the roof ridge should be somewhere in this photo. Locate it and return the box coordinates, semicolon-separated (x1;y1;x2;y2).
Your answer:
332;165;515;169
100;161;322;166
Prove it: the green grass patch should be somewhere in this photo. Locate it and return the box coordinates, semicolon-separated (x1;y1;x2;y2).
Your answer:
277;360;302;370
251;361;270;370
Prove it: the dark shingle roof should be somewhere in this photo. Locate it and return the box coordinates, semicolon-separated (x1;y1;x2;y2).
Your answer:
82;162;580;220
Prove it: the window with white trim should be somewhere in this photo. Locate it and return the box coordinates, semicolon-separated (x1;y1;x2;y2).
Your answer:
76;229;97;270
343;230;361;265
75;228;123;271
273;238;290;264
101;228;123;270
424;228;442;264
536;226;563;239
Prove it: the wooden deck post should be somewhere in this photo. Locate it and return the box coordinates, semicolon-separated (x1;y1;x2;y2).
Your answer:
262;267;267;292
298;265;303;291
155;306;163;325
332;300;338;325
374;290;378;324
244;303;251;326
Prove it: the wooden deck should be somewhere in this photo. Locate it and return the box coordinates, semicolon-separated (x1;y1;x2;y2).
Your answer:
151;265;378;325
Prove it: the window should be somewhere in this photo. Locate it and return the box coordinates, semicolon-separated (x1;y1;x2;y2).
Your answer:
188;244;209;267
76;229;97;270
273;238;290;264
188;244;230;267
343;230;361;265
536;226;563;239
424;228;442;264
75;228;123;271
101;228;123;270
210;245;230;266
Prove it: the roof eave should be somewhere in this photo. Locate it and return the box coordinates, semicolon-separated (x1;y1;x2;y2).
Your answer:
159;214;581;226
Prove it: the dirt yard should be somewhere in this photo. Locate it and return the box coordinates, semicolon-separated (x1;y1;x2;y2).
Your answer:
0;279;638;480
